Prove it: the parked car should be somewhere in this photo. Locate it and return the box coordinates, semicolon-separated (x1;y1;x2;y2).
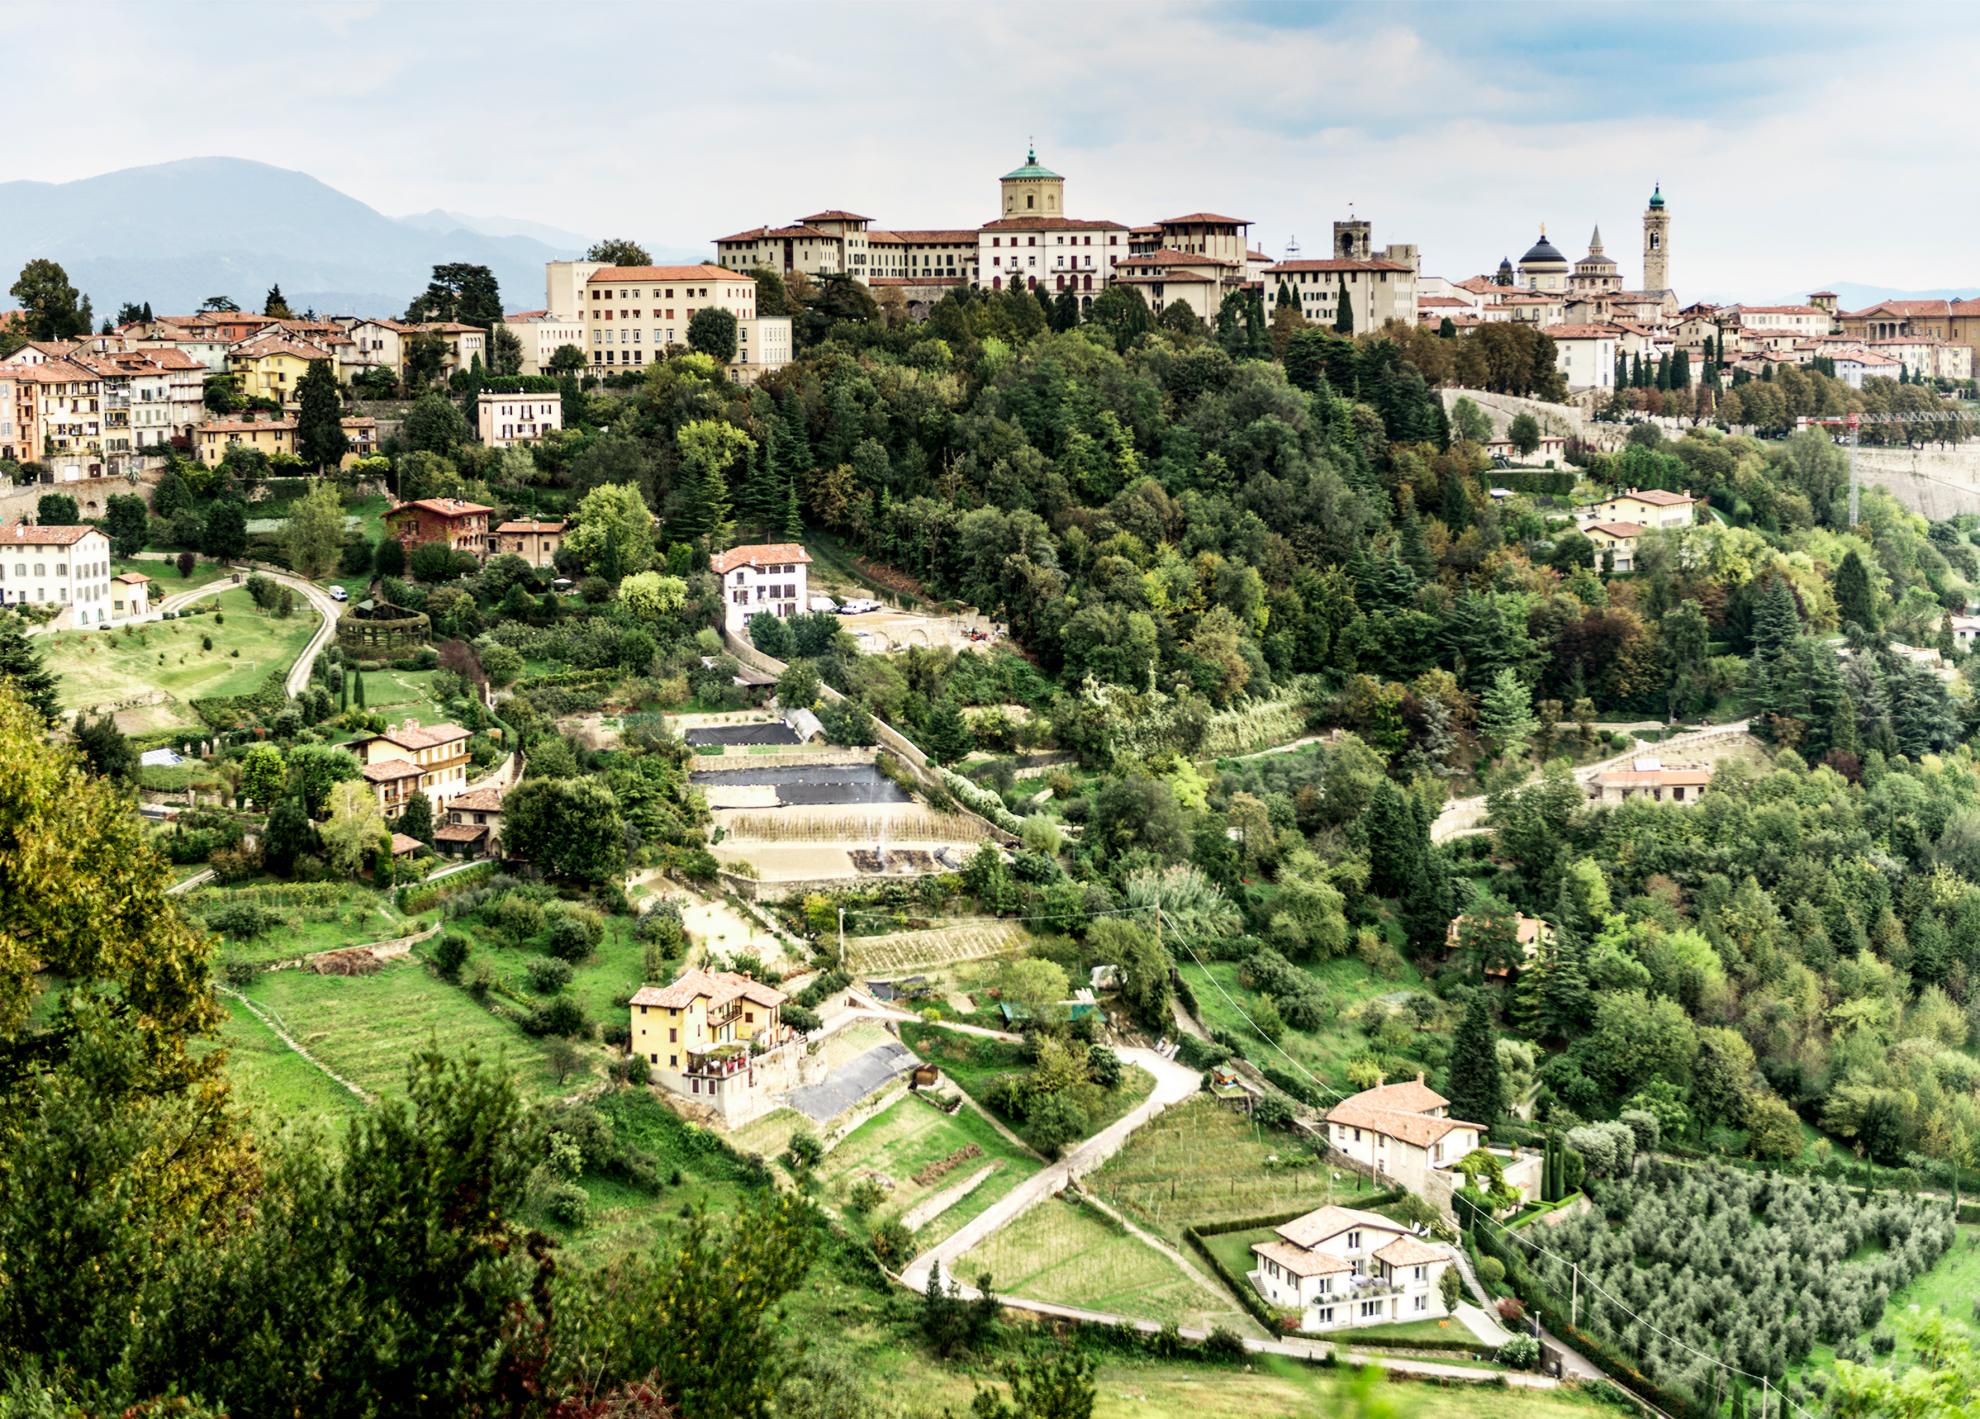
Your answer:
328;585;349;602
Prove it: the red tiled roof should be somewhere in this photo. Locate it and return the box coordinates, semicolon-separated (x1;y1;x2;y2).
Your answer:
977;216;1128;232
1252;1239;1352;1278
435;823;487;843
449;785;507;813
1585;521;1646;538
710;542;810;574
798;209;872;223
1543;324;1619;339
389;832;426;856
588;264;753;284
630;967;785;1011
717;224;834;243
367;721;470;751
361;759;422;783
1116;248;1237;270
871;228;978;244
494;520;566;534
1275;1205;1405;1250
387;498;494;519
3;523;105;546
1159;211;1251;226
1736;304;1824;316
866;277;964;287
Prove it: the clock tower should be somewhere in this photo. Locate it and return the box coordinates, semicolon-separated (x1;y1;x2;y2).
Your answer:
1643;183;1669;293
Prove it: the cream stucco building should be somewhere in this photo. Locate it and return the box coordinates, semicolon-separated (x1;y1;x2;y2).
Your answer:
0;523;114;628
476;390;562;447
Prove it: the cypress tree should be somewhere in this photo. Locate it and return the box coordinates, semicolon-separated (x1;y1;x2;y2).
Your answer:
1835;549;1876;630
1333;276;1354;334
1445;994;1503;1127
295;359;348;472
352;668;366;708
1750;575;1802;659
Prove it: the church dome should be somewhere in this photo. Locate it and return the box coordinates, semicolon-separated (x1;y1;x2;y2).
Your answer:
1648;183;1665;210
1520;232;1566;266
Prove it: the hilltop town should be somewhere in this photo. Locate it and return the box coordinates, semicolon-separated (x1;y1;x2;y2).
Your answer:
5;142;1980;1419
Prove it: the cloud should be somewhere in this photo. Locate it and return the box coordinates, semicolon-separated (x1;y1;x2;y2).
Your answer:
2;0;1976;298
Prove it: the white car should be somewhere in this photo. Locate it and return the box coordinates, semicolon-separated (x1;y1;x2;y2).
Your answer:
837;598;881;615
329;585;349;602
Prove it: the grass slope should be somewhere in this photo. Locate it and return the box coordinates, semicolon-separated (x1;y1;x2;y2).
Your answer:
899;1022;1154;1155
215;994;364;1135
819;1091;1043;1247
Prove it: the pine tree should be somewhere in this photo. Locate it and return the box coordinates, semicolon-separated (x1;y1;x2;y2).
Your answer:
1538;885;1594;1039
921;697;974;765
0;618;60;724
1750;575;1801;659
1835;549;1876;630
1478;668;1538;761
1333;276;1354;334
1446;995;1503;1128
263;283;294;319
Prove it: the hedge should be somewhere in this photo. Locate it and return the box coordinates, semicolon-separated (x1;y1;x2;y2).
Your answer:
1187;1189;1492;1350
397;861;498;914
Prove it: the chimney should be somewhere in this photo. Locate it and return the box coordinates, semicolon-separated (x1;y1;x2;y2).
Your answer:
1416;1071;1426;1085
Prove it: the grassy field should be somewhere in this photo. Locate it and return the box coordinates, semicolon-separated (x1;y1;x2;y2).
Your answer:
348;665;451;727
214;994;365;1136
1093;1095;1390;1246
239;963;568;1103
195;881;418;968
899;1022;1154;1156
818;1091;1043;1247
43;586;316;732
845;918;1031;975
116;555;232;594
1181;952;1436;1093
433;908;647;1036
958;1193;1252;1333
1790;1223;1980;1384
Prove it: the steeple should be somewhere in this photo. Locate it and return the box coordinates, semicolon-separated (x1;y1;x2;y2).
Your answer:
1588;225;1604;254
1648;182;1665;210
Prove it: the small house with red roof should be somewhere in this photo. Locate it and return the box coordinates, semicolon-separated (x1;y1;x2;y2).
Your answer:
383;497;493;559
629;967;803;1124
713;542;810;633
1248;1202;1457;1332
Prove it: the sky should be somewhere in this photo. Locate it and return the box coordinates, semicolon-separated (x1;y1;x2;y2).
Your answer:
2;0;1975;302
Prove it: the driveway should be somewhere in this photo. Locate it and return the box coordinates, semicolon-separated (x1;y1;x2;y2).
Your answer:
785;1040;917;1122
899;1042;1201;1292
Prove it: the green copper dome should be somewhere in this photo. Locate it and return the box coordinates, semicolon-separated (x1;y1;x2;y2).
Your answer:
1002;144;1061;181
1648;183;1665;209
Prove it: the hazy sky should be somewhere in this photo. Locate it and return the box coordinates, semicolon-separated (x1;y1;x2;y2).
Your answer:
4;0;1974;300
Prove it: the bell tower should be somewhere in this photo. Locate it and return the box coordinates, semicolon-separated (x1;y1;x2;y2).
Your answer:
1643;183;1670;293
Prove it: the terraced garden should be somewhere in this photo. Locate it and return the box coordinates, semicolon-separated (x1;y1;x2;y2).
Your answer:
818;1091;1043;1246
213;995;365;1134
238;963;568;1103
957;1193;1254;1333
846;918;1031;974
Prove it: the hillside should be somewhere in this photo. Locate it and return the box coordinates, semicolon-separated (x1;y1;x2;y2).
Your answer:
0;157;575;317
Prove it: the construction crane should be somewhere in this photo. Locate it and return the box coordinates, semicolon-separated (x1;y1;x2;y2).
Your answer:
1799;409;1976;525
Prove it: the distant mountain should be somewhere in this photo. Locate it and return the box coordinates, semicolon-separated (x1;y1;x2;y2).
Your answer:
0;157;570;318
398;208;591;253
1768;281;1978;309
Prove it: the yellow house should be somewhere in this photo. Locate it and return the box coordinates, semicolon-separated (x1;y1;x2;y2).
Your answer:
227;336;336;409
1584;520;1644;573
629;967;796;1122
194;415;377;468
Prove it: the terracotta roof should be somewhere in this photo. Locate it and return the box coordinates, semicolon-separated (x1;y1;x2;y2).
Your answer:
1543;324;1619;339
1418;296;1474;308
1352;1078;1449;1114
370;721;470;751
361;759;423;783
1596;765;1714;789
1325;1097;1480;1149
1808;290;1838;298
1737;304;1824;316
1601;488;1693;507
505;309;550;321
1374;1235;1449;1268
588;264;752;283
495;520;566;534
113;571;152;584
1265;259;1412;274
387;498;494;519
871;228;978;244
389;832;426;856
1159;211;1251;226
449;785;507;812
1251;1239;1352;1278
3;523;105;546
977;216;1128;232
798;209;872;223
1116;248;1237;270
1846;299;1952;319
629;967;785;1011
866;277;965;287
1585;521;1646;538
717;224;833;243
1275;1205;1403;1250
710;542;810;574
435;823;488;843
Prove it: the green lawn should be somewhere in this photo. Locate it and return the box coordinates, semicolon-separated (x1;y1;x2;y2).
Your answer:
347;665;451;727
43;586;317;733
1092;1095;1387;1246
239;963;570;1103
117;555;231;594
1790;1223;1980;1384
214;994;365;1136
958;1193;1253;1333
818;1091;1044;1247
899;1022;1154;1155
427;908;646;1036
194;881;418;968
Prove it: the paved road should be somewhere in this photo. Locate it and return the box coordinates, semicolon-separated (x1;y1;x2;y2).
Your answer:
167;868;214;896
1431;720;1752;843
92;561;343;697
900;1044;1202;1293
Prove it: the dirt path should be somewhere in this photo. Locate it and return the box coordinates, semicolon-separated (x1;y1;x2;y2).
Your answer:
218;982;372;1105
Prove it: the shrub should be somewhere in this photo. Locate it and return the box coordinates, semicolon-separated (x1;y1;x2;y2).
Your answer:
786;1131;825;1171
527;958;574;993
1201;1327;1247;1362
1497;1334;1541;1370
1477;1255;1506;1288
541;1181;589;1228
524;996;588;1038
618;1054;650;1086
1870;1329;1896;1356
1496;1296;1526;1326
544;902;605;962
1252;1096;1293;1130
848;1178;885;1215
494;893;546;939
431;932;471;981
869;1218;915;1268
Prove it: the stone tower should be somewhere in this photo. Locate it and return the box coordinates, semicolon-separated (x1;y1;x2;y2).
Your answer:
1643;183;1669;293
1333;219;1372;261
999;143;1065;218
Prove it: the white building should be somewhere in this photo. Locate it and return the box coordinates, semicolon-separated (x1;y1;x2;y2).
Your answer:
476;390;562;448
500;311;587;376
1325;1078;1485;1195
713;542;811;634
1249;1204;1456;1333
1830;349;1904;389
1543;323;1620;391
1578;488;1698;531
581;264;791;381
0;523;114;628
1263;255;1419;336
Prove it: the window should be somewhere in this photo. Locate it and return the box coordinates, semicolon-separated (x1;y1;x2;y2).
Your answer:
648;1053;657;1064
1346;1231;1361;1250
1414;1295;1428;1313
669;1028;677;1042
1317;1306;1335;1324
1360;1300;1382;1319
